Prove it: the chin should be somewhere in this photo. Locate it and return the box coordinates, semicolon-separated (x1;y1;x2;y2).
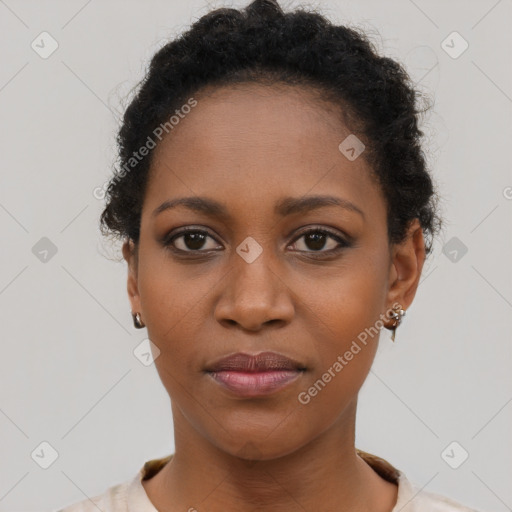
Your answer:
208;420;313;462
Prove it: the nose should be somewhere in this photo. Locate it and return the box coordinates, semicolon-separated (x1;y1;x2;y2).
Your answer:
213;252;295;332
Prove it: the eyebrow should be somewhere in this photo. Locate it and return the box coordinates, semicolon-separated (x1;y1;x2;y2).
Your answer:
152;194;365;220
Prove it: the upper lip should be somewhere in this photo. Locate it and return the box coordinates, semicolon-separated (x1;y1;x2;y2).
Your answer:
205;351;306;372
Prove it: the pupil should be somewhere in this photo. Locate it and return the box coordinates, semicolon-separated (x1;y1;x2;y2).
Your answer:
185;232;206;250
306;232;326;251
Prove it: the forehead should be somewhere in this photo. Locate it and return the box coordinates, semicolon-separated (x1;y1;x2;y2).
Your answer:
153;82;353;161
144;83;385;224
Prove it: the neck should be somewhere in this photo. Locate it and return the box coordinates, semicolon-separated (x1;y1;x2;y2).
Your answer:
143;400;398;511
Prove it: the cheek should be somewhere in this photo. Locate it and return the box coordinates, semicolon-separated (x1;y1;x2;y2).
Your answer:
295;257;387;404
137;257;206;366
294;301;381;436
142;292;210;412
296;250;388;340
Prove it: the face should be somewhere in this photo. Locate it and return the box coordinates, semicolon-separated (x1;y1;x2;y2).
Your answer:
123;83;425;460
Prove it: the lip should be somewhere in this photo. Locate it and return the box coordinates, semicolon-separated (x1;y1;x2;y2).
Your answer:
205;351;306;397
205;351;306;372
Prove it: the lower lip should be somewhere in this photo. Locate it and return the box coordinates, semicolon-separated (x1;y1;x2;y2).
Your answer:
208;370;303;397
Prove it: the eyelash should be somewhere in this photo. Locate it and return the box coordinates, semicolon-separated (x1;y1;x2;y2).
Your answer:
162;226;351;259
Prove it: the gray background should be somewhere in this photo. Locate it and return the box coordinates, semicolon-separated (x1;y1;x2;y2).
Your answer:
1;0;511;510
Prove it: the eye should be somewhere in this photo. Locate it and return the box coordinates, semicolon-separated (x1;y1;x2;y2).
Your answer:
288;227;350;254
162;226;351;257
164;227;223;253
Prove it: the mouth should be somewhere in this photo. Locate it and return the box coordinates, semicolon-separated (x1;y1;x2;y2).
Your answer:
204;351;306;398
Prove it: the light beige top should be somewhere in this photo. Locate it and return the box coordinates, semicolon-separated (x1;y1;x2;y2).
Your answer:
56;450;479;511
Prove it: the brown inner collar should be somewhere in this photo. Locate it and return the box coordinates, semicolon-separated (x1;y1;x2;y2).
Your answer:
141;449;400;485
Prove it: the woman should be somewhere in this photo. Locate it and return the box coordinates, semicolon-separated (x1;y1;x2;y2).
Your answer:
58;0;479;510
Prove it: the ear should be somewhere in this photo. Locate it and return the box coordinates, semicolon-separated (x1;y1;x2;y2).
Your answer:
385;218;426;312
122;239;142;319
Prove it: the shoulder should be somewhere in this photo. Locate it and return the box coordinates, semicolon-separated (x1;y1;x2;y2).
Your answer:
356;449;480;512
395;472;481;511
55;476;134;512
54;455;171;512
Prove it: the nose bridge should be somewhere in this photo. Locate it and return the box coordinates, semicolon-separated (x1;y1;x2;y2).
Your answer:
214;241;294;330
234;250;278;301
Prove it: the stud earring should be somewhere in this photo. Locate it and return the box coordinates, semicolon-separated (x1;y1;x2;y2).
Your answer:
386;303;406;342
132;312;145;329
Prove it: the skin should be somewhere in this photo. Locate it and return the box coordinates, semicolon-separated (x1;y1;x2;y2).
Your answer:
122;83;426;511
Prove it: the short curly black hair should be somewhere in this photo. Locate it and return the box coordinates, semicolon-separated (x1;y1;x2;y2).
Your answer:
100;0;441;256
